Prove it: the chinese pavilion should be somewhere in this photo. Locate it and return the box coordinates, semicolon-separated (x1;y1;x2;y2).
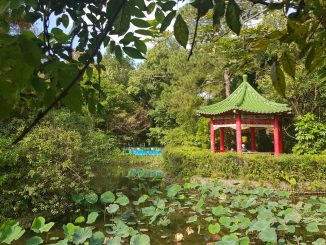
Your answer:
197;75;291;155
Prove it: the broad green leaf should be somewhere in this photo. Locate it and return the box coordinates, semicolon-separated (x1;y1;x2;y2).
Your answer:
107;204;119;214
74;216;85;224
155;8;165;22
312;238;326;245
174;15;189;48
134;38;147;54
26;236;43;245
100;191;115;204
161;1;176;11
166;184;182;198
281;52;296;78
219;216;231;227
160;11;176;32
89;231;104;245
136;194;149;204
284;209;302;223
123;47;145;59
226;0;241;35
208;223;221;234
72;194;84;204
131;18;150;28
190;0;213;17
85;192;98;204
212;205;227;216
271;61;286;97
0;221;25;244
106;236;121;245
63;223;76;240
53;239;69;245
86;212;99;224
114;4;131;35
115;45;123;61
31;217;54;233
213;0;225;27
62;14;69;28
258;228;277;242
186;215;198;223
73;227;92;244
135;29;153;36
130;234;150;245
115;194;130;206
239;237;250;245
306;222;319;233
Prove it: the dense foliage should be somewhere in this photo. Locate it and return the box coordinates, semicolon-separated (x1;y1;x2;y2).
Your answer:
293;113;326;155
164;146;326;190
0;110;118;221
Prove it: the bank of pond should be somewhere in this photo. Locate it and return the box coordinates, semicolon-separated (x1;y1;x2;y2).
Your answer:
1;164;325;245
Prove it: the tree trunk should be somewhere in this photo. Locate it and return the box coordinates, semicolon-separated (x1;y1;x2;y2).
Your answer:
224;70;230;97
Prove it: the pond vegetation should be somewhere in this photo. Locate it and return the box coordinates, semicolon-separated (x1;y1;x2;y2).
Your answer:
2;165;325;245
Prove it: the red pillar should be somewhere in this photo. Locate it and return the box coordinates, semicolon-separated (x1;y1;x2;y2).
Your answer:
210;119;216;153
274;116;280;155
279;120;283;153
235;114;242;152
250;127;255;152
220;127;225;152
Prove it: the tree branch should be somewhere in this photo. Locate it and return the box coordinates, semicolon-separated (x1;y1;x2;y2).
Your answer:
13;0;127;144
188;9;201;61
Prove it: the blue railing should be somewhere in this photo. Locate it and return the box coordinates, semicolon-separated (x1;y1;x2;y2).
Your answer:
123;147;162;156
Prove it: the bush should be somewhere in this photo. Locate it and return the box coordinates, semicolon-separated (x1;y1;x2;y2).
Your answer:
0;123;92;220
293;113;326;155
163;146;326;189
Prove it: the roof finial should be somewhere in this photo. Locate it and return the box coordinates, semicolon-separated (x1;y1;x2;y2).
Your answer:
243;74;248;83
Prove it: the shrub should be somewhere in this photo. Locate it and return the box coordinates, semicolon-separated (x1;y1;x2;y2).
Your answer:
163;146;326;189
293;113;326;155
0;123;92;220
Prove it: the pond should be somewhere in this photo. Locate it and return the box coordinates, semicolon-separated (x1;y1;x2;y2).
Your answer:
8;162;326;245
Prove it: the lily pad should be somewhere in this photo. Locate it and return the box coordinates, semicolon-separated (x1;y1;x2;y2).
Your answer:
208;223;221;234
107;204;119;214
258;228;277;242
130;234;150;245
26;236;43;245
100;191;115;204
86;212;99;224
306;222;319;233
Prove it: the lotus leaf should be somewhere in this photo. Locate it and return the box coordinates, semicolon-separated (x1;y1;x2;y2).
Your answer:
0;221;25;244
219;216;231;227
100;191;115;204
106;236;121;245
312;238;326;245
107;204;119;214
166;184;182;198
73;227;92;244
85;192;98;204
208;223;221;234
130;234;150;245
116;194;130;206
306;222;319;232
258;228;277;242
89;231;104;245
74;216;85;224
31;216;55;233
186;215;198;223
86;212;99;224
26;236;43;245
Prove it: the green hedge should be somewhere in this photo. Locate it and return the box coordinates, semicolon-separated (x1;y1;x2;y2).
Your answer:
163;146;326;189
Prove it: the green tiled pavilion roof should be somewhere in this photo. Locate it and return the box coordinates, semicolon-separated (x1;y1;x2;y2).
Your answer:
197;76;291;116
